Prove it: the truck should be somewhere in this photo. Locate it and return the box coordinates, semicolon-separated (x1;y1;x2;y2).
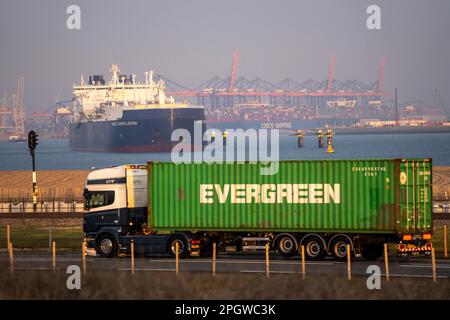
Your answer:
83;158;433;260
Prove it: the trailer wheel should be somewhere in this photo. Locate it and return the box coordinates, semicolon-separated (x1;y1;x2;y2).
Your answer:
96;234;117;258
168;236;188;258
302;235;326;260
329;236;353;261
361;244;383;261
275;234;298;257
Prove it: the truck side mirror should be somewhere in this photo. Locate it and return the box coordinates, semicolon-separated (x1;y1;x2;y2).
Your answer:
83;188;91;199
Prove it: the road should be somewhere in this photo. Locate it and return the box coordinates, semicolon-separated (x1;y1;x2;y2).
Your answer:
0;252;449;279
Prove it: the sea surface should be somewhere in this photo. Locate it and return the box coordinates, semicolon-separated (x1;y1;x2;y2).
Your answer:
0;133;449;171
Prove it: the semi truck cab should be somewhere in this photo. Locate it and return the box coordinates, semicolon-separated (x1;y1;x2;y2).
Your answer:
83;164;196;258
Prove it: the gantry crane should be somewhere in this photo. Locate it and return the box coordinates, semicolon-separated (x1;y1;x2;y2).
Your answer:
0;78;25;135
230;48;239;93
13;77;25;134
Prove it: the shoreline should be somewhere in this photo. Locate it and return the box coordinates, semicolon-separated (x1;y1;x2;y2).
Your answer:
2;126;450;141
333;125;450;135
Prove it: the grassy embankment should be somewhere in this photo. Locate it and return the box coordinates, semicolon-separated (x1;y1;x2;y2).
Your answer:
0;271;448;299
0;222;83;250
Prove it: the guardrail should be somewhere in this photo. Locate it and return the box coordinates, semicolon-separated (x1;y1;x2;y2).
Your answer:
433;212;450;220
0;212;82;219
0;198;84;214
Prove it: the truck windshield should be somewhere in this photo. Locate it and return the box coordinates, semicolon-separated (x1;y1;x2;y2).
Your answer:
84;191;115;210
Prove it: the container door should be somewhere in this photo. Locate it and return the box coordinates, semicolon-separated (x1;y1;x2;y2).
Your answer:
125;166;148;209
399;159;432;232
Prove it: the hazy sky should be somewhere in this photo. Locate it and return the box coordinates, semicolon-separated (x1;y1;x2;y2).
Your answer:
1;0;449;113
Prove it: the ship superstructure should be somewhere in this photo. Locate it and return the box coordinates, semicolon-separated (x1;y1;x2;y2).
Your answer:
73;64;185;121
69;65;205;152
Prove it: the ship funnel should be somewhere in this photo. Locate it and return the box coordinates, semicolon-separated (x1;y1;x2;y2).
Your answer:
149;71;154;86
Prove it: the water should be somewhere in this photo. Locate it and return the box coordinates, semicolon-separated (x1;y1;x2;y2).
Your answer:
0;133;449;171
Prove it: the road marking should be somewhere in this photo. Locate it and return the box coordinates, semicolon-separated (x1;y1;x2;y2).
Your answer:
0;257;120;262
239;271;448;279
7;266;448;278
240;270;300;274
220;260;335;266
148;259;335;266
399;264;450;269
14;267;51;270
118;268;176;272
435;260;450;263
383;273;448;279
0;258;84;262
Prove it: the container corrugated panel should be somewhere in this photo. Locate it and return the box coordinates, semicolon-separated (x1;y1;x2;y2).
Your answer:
148;159;432;234
399;159;433;232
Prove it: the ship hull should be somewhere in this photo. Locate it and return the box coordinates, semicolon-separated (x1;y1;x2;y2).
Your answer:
69;108;205;153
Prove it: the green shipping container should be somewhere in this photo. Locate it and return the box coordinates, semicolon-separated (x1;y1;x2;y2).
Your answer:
148;159;432;234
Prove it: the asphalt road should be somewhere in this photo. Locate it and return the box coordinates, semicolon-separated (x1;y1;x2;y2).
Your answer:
0;252;449;279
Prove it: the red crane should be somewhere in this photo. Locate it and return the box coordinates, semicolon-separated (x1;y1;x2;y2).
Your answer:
327;55;336;93
230;48;239;94
377;58;385;95
164;52;389;100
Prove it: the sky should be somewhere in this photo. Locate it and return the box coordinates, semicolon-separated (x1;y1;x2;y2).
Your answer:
0;0;449;113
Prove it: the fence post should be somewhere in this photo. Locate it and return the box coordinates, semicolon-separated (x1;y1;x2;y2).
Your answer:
265;243;270;278
131;240;135;275
301;245;306;280
431;245;437;283
8;242;14;273
212;242;216;277
48;225;52;252
52;241;56;272
444;225;448;259
384;243;390;282
6;224;11;252
175;242;179;276
346;244;351;280
82;240;87;274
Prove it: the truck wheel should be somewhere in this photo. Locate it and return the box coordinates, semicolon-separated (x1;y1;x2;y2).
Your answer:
302;235;326;261
96;234;117;258
276;234;298;257
168;236;188;258
361;244;383;260
329;236;353;261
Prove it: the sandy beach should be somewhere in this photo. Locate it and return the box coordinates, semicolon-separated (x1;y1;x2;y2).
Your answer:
0;170;90;199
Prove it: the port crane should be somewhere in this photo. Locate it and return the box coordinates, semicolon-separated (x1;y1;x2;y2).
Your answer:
162;51;389;111
0;77;25;136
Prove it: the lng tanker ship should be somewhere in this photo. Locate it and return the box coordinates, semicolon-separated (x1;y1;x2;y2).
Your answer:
69;64;205;152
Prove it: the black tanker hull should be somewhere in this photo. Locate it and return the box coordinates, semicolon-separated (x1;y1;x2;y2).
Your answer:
69;108;205;152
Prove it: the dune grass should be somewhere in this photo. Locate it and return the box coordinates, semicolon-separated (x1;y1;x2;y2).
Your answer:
0;223;83;250
0;270;448;300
